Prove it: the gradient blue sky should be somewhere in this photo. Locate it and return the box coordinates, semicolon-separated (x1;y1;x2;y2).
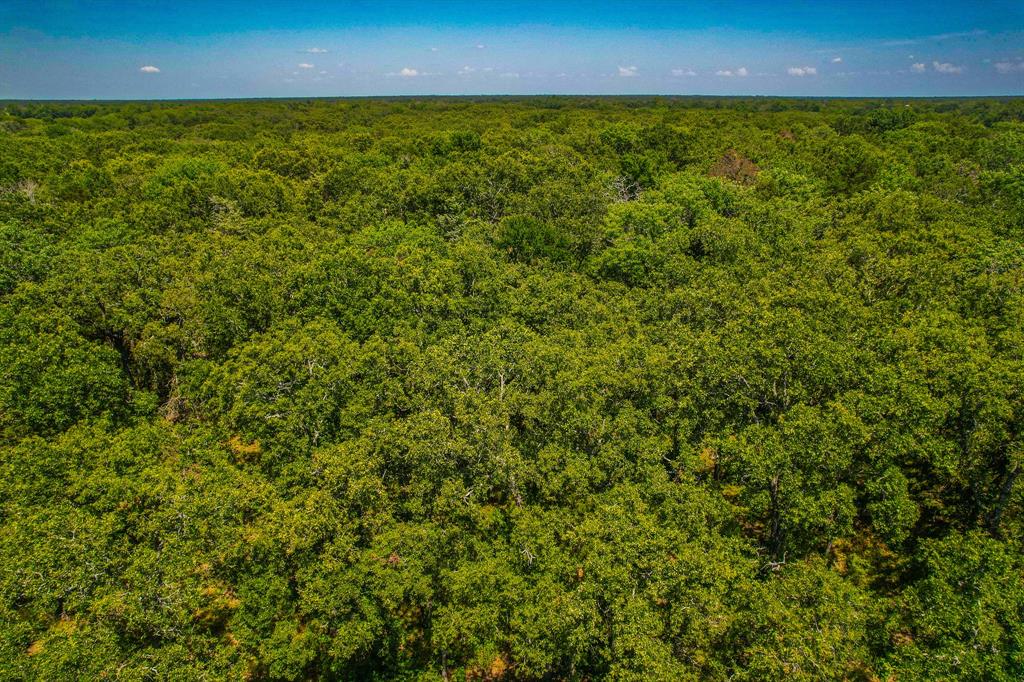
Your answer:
1;1;1022;99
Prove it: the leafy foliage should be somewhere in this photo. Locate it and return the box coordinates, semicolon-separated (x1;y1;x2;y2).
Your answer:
0;96;1022;680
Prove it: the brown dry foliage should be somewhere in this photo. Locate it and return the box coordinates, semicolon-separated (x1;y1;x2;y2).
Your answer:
709;150;759;185
228;435;261;461
463;653;512;681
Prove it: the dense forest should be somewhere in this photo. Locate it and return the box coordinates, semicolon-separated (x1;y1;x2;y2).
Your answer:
0;96;1022;680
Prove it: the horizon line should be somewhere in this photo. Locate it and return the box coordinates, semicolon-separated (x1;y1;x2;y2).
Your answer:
3;93;1023;104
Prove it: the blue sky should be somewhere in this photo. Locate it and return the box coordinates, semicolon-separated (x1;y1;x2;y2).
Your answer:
1;1;1022;99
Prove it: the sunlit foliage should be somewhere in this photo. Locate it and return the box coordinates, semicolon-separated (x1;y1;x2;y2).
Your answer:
1;96;1022;680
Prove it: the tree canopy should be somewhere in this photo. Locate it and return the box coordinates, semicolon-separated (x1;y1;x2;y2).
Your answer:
1;96;1022;680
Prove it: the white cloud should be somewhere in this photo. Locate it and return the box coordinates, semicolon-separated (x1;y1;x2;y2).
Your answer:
933;61;964;74
500;71;520;79
994;60;1024;74
298;63;314;69
304;47;328;54
787;66;818;76
716;67;748;77
458;65;475;75
139;65;160;73
671;68;697;77
385;67;442;78
618;65;638;77
832;56;843;63
911;62;927;73
476;43;485;49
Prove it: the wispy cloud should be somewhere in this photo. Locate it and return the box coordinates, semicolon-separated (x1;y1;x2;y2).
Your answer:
398;67;419;77
618;65;638;77
932;61;964;74
716;67;748;77
298;63;314;69
671;68;697;77
787;66;817;76
817;28;988;57
458;65;475;76
303;47;328;54
882;29;986;47
500;71;520;79
911;62;927;73
831;56;843;63
995;60;1024;74
139;65;160;73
